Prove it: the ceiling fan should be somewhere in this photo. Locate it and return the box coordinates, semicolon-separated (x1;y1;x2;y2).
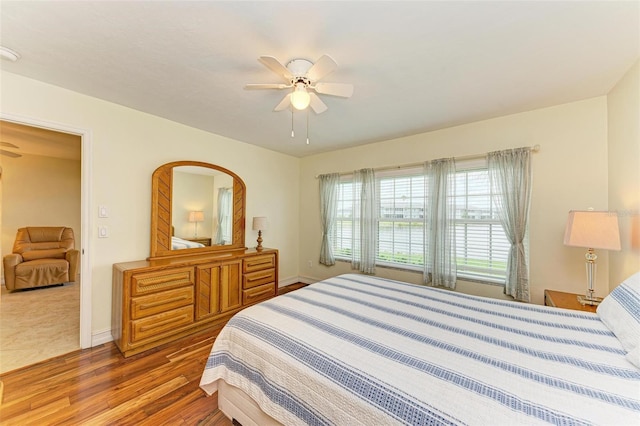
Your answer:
245;55;354;114
1;142;22;158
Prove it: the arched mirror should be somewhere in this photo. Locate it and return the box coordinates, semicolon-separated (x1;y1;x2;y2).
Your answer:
149;161;246;260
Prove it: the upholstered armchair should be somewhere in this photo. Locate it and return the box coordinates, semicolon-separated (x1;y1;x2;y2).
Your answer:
3;227;79;291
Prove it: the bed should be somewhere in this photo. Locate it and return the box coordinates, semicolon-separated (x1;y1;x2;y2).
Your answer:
200;273;640;425
171;236;205;250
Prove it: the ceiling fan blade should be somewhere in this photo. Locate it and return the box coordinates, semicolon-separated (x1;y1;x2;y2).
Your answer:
313;82;354;98
244;83;290;90
1;142;19;148
258;56;293;82
309;93;328;114
1;149;22;158
273;94;291;111
306;55;337;82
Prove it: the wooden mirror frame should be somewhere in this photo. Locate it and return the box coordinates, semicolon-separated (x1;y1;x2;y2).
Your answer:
149;160;246;260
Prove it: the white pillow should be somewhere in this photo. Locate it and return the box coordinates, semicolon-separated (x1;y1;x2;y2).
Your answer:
626;345;640;369
597;271;640;353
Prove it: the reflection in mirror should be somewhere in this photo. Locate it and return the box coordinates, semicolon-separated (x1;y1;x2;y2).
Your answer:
150;160;246;260
172;166;234;249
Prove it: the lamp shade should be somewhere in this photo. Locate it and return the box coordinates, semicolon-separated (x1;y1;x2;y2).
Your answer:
252;216;268;231
563;210;621;250
188;211;204;223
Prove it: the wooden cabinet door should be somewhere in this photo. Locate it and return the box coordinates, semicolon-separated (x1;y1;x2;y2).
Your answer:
196;259;242;320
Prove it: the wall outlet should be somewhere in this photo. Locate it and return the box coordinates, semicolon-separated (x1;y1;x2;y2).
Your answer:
307;260;313;268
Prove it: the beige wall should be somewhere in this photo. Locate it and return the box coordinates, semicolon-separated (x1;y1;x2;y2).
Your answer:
1;153;81;272
299;97;610;305
1;71;300;336
607;59;640;289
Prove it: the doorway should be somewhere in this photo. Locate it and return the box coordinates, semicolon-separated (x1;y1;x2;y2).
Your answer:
0;117;91;373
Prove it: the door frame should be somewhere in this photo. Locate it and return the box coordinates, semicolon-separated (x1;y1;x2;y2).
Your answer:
1;112;92;349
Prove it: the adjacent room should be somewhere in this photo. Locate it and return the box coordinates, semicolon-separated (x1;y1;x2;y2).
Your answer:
0;1;638;425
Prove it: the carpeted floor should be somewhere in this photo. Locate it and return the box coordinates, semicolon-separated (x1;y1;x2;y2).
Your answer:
0;281;80;374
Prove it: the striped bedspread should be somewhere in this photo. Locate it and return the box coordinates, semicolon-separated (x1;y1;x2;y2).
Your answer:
200;274;640;425
171;236;204;250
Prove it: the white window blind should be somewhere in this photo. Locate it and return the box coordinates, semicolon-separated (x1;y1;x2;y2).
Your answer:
453;169;509;283
377;172;425;268
334;179;354;258
332;164;511;284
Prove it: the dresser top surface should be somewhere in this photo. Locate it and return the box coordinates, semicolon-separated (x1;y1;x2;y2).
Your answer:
114;248;277;271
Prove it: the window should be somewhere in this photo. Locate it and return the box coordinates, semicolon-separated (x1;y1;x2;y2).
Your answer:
453;169;509;283
332;164;510;284
377;171;425;268
334;180;355;258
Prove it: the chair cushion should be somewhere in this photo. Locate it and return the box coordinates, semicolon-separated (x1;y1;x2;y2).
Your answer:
13;227;75;254
22;248;67;261
27;227;65;243
14;259;69;289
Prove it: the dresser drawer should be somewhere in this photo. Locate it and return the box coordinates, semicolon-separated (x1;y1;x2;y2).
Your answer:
131;286;194;320
243;268;276;289
131;267;194;296
131;305;194;343
243;254;276;273
243;283;276;305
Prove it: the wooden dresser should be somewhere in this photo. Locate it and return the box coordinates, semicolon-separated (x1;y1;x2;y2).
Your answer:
112;248;278;357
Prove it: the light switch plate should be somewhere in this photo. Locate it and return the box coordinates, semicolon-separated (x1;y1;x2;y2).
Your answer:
98;226;108;238
98;205;109;218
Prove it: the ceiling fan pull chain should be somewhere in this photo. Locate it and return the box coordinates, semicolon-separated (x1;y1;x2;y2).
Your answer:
291;109;295;138
306;109;310;145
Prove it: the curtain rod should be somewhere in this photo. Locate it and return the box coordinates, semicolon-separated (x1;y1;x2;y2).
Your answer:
315;144;540;178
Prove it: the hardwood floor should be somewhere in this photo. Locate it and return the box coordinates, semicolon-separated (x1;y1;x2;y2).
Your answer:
0;329;229;425
0;283;308;425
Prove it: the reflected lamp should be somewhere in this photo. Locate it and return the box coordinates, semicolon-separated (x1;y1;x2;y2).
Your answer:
188;210;204;238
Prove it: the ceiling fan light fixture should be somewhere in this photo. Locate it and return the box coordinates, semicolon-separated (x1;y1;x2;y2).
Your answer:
0;46;20;62
290;83;311;110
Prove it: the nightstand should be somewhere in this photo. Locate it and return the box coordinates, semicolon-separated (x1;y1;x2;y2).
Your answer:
185;237;212;246
544;289;598;313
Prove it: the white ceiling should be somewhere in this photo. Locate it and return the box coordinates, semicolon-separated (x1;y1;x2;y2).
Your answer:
0;1;638;158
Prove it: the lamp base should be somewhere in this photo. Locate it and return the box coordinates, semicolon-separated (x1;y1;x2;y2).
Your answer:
256;230;263;251
577;295;603;306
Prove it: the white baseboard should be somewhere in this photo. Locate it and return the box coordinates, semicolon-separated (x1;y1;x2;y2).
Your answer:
92;328;114;346
278;276;298;287
279;276;319;287
296;275;318;285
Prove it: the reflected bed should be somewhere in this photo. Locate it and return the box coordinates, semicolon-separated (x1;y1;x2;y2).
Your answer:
171;236;204;250
200;273;640;425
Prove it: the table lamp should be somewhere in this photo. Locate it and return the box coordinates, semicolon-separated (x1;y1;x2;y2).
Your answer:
252;217;268;251
563;210;621;305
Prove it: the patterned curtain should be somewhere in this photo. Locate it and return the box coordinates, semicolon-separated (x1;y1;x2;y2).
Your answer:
318;173;339;266
424;158;457;288
488;148;532;302
214;188;232;244
352;169;377;274
351;169;378;274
